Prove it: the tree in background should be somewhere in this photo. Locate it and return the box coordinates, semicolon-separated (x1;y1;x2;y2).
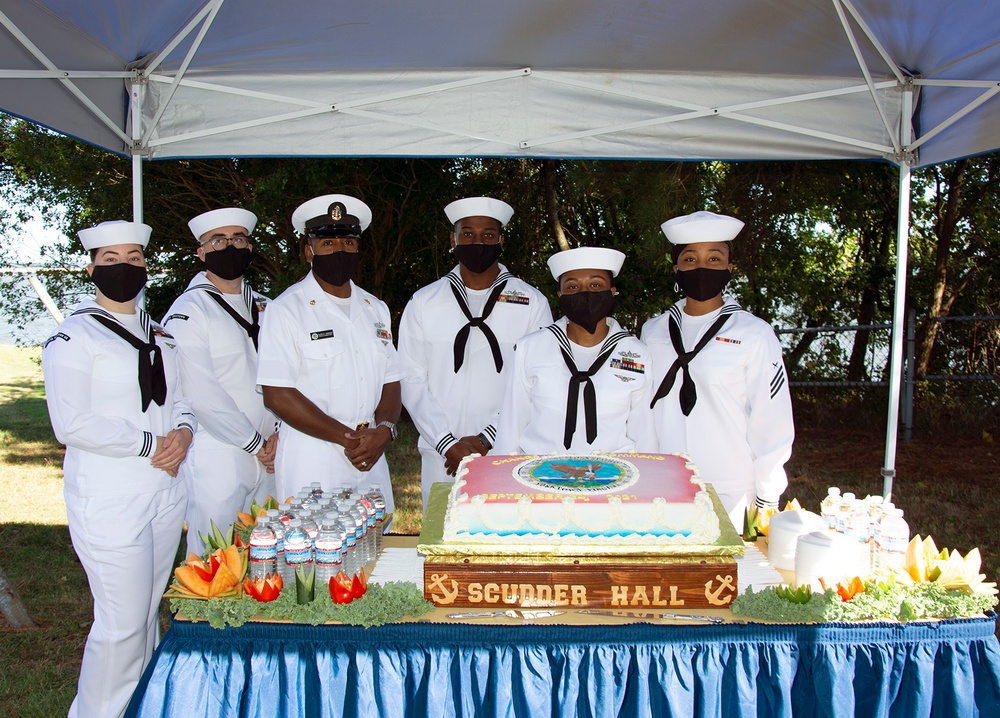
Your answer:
1;115;998;396
909;156;1000;378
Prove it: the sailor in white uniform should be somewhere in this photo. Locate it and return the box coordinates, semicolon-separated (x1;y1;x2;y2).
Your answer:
641;211;795;528
257;194;400;514
42;221;193;718
494;247;657;455
398;197;552;509
163;207;277;555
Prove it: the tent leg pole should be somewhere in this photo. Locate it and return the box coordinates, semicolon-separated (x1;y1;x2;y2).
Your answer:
132;154;142;223
130;81;143;223
882;162;911;502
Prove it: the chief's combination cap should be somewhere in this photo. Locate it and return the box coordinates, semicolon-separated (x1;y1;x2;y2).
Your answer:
78;220;152;251
444;197;514;227
547;246;626;281
188;208;257;241
292;194;372;237
660;211;744;245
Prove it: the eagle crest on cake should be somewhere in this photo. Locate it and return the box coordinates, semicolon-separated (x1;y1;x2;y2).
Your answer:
514;455;638;493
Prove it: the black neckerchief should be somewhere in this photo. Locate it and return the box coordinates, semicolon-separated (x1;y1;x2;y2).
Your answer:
201;282;260;350
548;323;629;449
650;305;734;415
78;307;167;412
447;269;512;373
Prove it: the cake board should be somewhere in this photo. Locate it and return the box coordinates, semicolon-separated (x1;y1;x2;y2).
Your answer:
418;482;743;610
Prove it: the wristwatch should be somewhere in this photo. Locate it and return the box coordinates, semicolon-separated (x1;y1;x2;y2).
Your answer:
376;421;398;441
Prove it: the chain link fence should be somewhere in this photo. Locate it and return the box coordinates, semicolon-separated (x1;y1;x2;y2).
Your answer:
775;312;1000;437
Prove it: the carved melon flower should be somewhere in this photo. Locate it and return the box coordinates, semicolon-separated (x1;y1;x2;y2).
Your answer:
893;535;998;596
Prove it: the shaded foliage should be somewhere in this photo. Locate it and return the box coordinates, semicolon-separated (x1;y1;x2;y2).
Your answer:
1;117;998;390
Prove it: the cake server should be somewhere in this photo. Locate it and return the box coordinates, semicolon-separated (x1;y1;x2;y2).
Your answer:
659;612;725;623
578;609;725;623
446;610;564;620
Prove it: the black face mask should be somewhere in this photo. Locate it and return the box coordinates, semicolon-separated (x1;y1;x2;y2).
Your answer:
559;290;616;334
675;267;731;302
90;263;148;303
454;243;502;274
312;250;360;287
204;245;253;281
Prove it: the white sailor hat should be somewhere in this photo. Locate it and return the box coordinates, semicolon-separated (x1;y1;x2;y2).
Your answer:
444;197;515;227
660;211;744;245
547;246;626;281
292;194;372;236
188;208;258;241
78;220;152;251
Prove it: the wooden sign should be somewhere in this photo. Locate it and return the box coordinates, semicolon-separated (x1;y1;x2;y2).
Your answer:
423;556;738;610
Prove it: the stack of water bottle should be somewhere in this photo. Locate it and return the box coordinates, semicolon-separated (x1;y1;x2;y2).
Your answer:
819;487;910;579
247;483;388;590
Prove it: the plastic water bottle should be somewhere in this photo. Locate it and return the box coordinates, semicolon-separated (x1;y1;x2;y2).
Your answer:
248;516;277;580
864;495;884;567
365;485;387;556
844;500;872;577
835;492;856;533
820;487;841;530
277;502;293;525
314;515;345;586
351;492;375;566
309;481;323;497
333;510;356;578
299;510;319;542
266;509;285;574
337;501;361;577
283;518;313;578
348;498;370;567
875;508;910;578
339;484;354;501
301;491;321;512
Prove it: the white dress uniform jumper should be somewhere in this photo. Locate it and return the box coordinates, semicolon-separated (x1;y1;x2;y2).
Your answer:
256;273;400;512
43;300;193;718
163;271;276;554
398;263;552;508
494;316;657;455
642;297;795;526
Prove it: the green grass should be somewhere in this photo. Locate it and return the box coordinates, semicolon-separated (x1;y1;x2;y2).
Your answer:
1;344;998;715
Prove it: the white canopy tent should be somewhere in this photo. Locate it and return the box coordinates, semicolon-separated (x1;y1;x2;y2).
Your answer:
1;0;998;497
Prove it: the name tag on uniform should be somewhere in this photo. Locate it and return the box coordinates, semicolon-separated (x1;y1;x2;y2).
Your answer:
310;329;335;341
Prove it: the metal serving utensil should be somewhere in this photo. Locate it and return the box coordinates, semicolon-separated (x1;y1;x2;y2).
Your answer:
577;609;725;623
446;610;564;620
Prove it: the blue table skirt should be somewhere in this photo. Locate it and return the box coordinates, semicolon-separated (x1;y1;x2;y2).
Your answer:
126;616;1000;718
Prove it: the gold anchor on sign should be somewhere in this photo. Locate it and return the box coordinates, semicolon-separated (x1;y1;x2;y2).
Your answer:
704;574;735;606
428;573;460;605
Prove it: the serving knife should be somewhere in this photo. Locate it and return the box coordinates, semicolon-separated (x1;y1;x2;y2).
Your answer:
577;609;725;623
446;610;564;620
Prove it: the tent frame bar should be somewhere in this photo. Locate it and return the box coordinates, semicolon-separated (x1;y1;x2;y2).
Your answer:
908;83;1000;152
143;0;223;76
832;0;901;154
0;8;132;146
141;0;225;147
145;68;532;149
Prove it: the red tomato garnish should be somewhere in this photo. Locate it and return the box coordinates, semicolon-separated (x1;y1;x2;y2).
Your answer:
351;573;366;599
243;573;283;602
330;576;354;604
